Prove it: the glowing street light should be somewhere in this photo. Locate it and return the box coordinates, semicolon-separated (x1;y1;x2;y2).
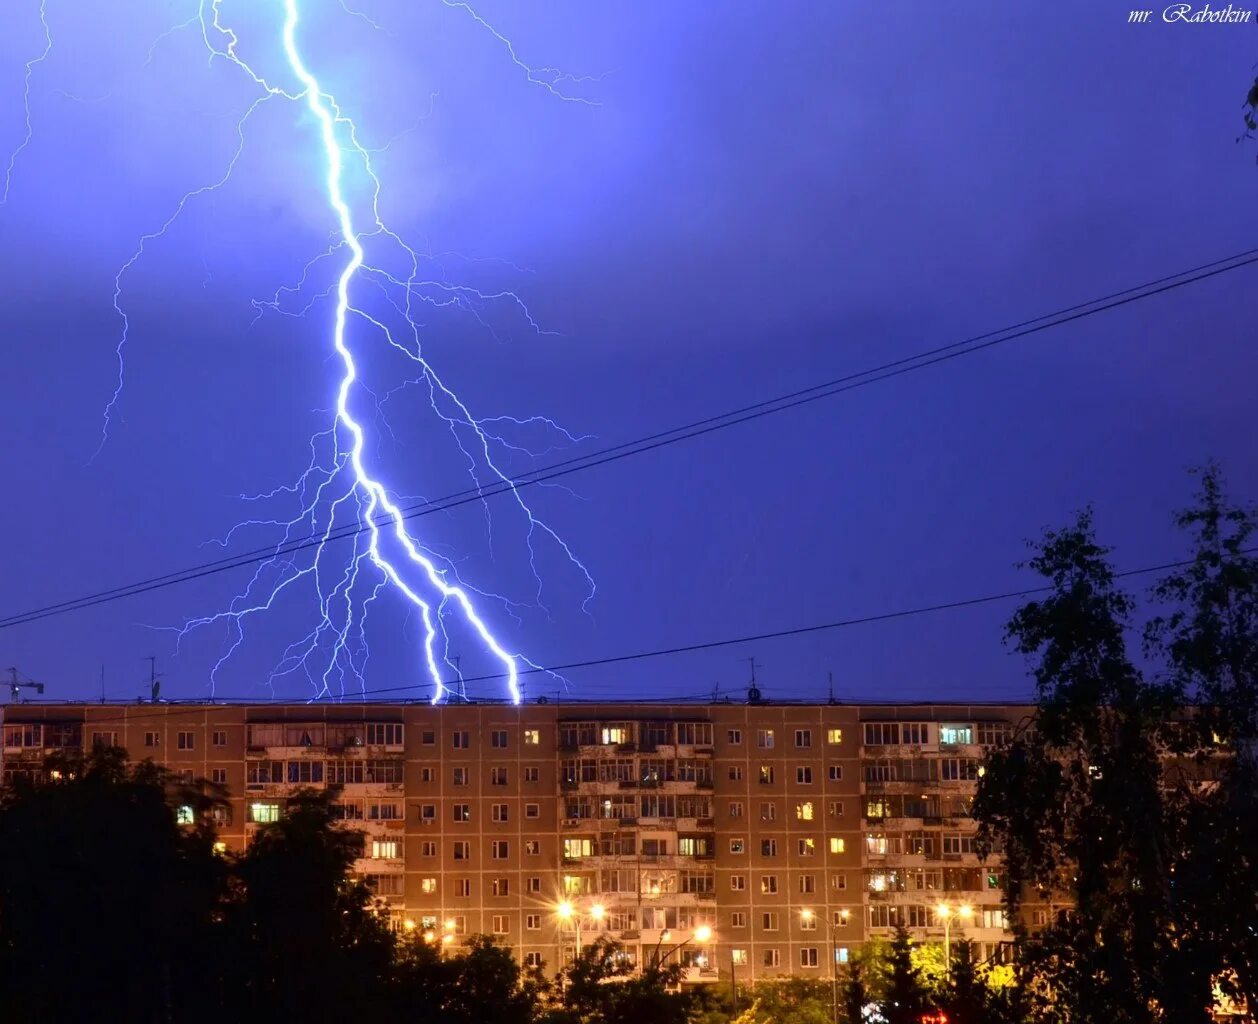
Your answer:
936;902;973;976
694;924;713;943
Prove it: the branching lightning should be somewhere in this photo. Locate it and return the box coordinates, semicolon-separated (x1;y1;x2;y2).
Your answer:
1;0;52;205
7;0;596;702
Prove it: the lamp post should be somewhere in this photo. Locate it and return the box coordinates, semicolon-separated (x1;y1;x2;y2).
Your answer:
935;902;973;979
556;899;606;958
802;909;849;1023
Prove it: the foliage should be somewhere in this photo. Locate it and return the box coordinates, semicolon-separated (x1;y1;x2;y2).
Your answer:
882;927;929;1024
974;466;1258;1022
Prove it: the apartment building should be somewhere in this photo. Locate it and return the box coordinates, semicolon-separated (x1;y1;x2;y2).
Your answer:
0;698;1030;983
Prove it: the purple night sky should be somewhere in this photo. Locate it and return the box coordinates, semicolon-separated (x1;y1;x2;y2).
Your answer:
0;1;1255;705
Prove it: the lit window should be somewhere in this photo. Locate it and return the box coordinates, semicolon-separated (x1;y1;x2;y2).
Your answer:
175;805;195;825
757;729;775;749
826;728;843;745
249;802;280;823
523;729;540;745
372;840;401;860
830;837;846;854
796;801;814;821
940;724;974;746
798;837;816;856
731;949;748;965
730;838;745;854
421;877;438;894
759;766;774;785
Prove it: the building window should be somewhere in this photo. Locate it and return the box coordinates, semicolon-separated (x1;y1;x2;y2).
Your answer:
523;766;540;783
728;765;743;781
421;877;438;894
523;729;540;745
757;729;775;749
796;766;813;784
175;806;195;825
525;803;540;819
211;768;227;784
730;875;746;891
492;804;509;823
453;841;471;860
761;913;778;932
1032;909;1049;926
421;841;437;857
801;912;817;931
762;949;780;968
453;804;471;823
761;838;777;856
795;729;812;748
491;730;508;748
826;728;843;745
796;801;814;821
832;875;848;891
492;840;510;859
90;731;117;749
249;802;280;823
144;731;159;748
452;767;469;786
760;875;778;894
453;731;470;749
940;724;974;746
490;915;509;934
830;837;846;854
492;878;510;897
729;801;744;818
731;948;748;965
212;730;227;747
758;766;774;785
863;723;899;746
799;874;816;894
798;837;816;856
730;838;745;854
760;802;776;822
371;840;400;860
524;951;542;968
491;767;509;786
421;730;436;745
731;912;747;928
525;840;540;855
828;764;843;782
288;761;324;784
366;723;403;746
456;879;471;897
727;729;742;745
829;800;844;817
526;913;541;930
983;909;1008;930
564;837;594;859
420;804;436;822
420;767;436;783
177;731;194;751
800;948;819;968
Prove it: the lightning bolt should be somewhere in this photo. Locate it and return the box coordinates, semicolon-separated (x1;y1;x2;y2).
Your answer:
2;0;52;205
18;0;597;702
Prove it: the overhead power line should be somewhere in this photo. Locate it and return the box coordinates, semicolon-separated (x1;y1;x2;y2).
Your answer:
15;546;1243;720
3;245;1257;631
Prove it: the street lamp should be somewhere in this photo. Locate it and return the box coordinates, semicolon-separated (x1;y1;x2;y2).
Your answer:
556;899;606;957
801;909;847;1023
935;902;973;978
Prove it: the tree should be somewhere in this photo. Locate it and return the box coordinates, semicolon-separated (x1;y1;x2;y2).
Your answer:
842;958;869;1024
0;747;227;1023
745;976;833;1024
551;938;692;1024
882;926;931;1024
223;787;396;1018
1146;465;1258;1015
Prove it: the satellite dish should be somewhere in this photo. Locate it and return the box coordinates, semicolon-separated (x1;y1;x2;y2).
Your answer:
537;695;549;704
747;686;762;704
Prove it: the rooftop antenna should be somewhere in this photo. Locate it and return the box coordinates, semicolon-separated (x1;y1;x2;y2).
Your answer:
7;667;45;703
452;654;468;703
145;656;162;703
100;663;106;704
828;670;837;705
744;656;762;704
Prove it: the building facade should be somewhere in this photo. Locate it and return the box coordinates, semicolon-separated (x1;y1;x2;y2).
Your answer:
0;698;1035;984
